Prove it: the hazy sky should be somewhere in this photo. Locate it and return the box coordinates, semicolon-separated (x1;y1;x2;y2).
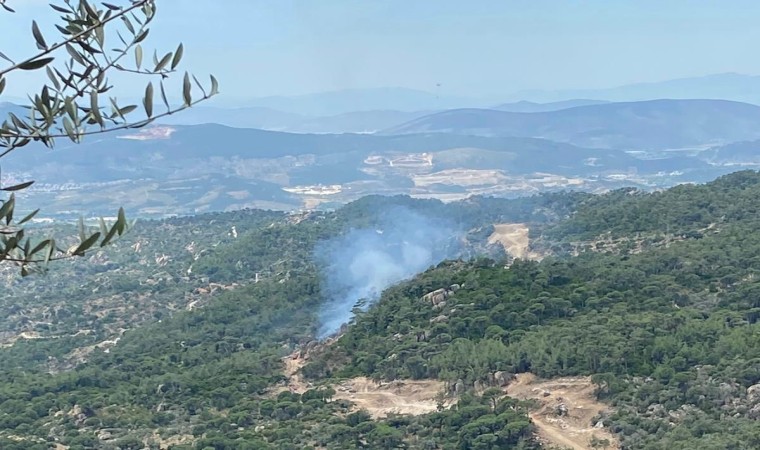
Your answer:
2;0;760;101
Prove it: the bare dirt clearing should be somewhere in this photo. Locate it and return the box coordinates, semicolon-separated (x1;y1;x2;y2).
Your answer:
506;373;619;450
332;377;447;418
488;223;542;260
412;169;508;187
281;353;619;446
279;352;450;418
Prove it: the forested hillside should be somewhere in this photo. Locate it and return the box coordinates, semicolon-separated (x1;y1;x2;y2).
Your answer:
315;171;760;449
1;171;760;449
0;193;566;449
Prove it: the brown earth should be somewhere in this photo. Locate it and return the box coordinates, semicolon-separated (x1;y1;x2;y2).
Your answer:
332;377;448;419
279;353;620;448
412;169;507;187
281;353;311;394
488;223;542;260
506;373;619;450
278;352;450;419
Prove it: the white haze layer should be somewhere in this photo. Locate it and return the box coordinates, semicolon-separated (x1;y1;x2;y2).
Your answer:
315;207;460;338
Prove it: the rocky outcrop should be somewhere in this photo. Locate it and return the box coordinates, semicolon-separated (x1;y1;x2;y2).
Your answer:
747;383;760;403
422;284;463;307
493;371;514;386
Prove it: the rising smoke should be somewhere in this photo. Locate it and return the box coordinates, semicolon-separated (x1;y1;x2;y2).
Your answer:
315;207;463;339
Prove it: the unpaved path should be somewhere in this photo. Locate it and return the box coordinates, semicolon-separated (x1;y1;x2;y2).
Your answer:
488;223;541;260
506;373;619;450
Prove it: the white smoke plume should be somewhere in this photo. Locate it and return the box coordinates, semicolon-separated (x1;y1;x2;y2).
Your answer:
315;207;462;338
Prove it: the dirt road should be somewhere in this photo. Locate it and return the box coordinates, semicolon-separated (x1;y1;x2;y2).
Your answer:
506;373;619;450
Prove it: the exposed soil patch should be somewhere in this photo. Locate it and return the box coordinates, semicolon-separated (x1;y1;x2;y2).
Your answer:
332;377;447;419
279;351;450;419
506;373;619;450
281;353;311;394
488;223;542;260
412;169;507;187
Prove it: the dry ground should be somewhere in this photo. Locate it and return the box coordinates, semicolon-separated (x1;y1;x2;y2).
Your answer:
333;377;447;418
279;354;620;448
488;223;543;260
506;373;619;450
279;353;449;419
412;169;508;187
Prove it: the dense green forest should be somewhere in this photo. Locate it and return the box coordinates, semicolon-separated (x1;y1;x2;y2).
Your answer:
2;171;760;449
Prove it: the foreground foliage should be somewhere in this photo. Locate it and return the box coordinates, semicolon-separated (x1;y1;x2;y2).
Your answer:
0;0;216;273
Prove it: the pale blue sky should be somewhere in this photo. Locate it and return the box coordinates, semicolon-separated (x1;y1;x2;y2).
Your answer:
2;0;760;102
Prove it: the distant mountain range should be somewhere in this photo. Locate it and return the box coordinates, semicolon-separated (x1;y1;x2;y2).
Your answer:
504;73;760;104
214;73;760;114
10;124;641;180
235;87;477;116
7;84;760;217
493;99;610;112
3;121;728;218
382;99;760;150
157;106;431;134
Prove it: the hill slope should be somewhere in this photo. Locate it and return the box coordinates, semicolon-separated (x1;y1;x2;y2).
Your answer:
699;139;760;165
382;99;760;150
241;87;476;116
1;172;760;448
156;106;430;134
505;72;760;104
493;99;609;112
312;170;760;449
7;123;716;217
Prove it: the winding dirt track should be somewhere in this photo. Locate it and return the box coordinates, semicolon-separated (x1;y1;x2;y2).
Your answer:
506;373;619;450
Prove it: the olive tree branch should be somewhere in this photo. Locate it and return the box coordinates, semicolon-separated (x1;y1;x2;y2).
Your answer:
0;0;150;76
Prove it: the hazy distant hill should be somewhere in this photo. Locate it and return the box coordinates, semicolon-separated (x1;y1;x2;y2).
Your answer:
0;101;27;118
0;121;731;217
0;124;635;216
287;110;432;134
382;99;760;150
157;106;431;133
156;106;305;130
241;87;476;116
493;99;609;112
505;73;760;104
9;124;637;177
700;140;760;165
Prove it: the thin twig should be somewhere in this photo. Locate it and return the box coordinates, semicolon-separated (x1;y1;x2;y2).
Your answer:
0;95;211;158
0;0;149;77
